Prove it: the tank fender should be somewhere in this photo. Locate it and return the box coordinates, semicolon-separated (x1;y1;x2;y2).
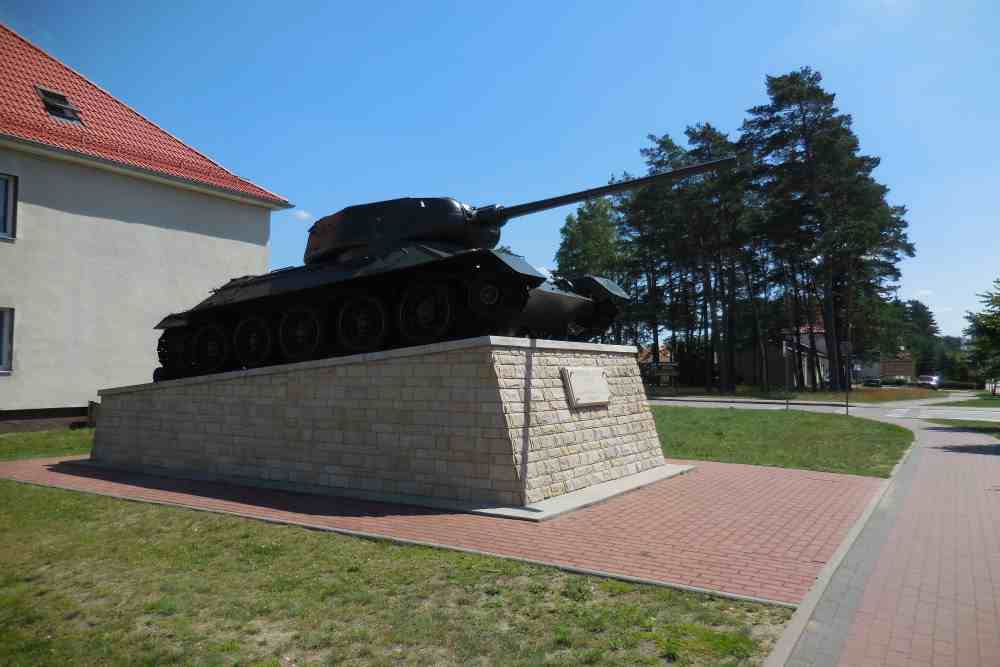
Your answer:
567;275;629;302
155;314;190;330
487;249;548;281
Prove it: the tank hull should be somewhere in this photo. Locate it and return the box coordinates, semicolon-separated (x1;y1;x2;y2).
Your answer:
152;245;624;382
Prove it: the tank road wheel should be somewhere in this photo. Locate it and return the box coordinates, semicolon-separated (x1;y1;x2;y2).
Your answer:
233;316;273;368
336;296;388;354
192;323;231;374
157;328;193;377
467;276;524;319
397;282;455;346
278;307;324;362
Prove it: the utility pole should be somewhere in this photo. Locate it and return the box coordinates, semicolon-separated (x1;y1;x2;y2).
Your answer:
784;336;791;411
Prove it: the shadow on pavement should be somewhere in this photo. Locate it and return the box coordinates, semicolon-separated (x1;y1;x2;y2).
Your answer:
926;425;1000;455
932;443;1000;456
46;460;460;520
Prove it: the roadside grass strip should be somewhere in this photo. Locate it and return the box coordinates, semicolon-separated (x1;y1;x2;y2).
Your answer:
934;392;1000;408
0;427;94;461
652;406;913;478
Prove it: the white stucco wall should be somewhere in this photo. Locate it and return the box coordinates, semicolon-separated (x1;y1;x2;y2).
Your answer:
0;148;271;410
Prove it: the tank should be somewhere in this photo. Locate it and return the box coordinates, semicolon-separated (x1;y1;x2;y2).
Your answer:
152;157;735;381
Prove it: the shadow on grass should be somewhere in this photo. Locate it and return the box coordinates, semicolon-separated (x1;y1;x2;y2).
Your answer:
46;460;466;520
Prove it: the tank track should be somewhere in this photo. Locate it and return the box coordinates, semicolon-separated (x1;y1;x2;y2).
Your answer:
153;267;542;382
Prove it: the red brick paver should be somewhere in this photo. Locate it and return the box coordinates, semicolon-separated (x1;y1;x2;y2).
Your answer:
0;456;881;605
835;422;1000;667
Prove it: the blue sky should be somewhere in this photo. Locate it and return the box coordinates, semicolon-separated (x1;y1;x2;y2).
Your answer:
4;0;996;335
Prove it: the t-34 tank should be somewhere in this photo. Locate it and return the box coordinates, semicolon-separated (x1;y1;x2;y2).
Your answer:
152;157;735;381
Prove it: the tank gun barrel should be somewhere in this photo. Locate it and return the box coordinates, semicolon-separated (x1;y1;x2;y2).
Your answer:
487;156;737;223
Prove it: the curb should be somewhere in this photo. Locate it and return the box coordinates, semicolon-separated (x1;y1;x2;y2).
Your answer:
763;421;921;667
649;397;858;409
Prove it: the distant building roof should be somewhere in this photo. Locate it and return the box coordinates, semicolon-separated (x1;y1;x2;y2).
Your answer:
0;24;291;208
783;324;826;335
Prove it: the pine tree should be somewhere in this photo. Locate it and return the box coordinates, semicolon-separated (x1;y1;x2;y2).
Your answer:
741;67;913;389
966;279;1000;394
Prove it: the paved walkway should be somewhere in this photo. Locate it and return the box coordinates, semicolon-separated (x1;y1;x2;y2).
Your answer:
768;413;1000;665
0;454;880;606
648;395;1000;665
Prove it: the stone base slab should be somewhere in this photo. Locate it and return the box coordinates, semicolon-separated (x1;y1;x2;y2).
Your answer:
73;457;692;522
477;462;694;521
95;336;667;509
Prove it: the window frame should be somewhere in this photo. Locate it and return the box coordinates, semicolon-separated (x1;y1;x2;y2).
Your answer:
0;173;15;240
0;308;12;375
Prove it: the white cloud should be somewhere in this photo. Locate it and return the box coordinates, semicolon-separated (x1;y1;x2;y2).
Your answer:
291;209;313;221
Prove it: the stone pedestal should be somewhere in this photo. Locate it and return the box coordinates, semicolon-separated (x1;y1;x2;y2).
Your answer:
94;336;667;509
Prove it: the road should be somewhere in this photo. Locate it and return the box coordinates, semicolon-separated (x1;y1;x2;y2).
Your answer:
649;392;1000;422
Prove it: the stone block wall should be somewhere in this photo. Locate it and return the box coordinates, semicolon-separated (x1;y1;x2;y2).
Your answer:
493;345;664;502
94;337;665;507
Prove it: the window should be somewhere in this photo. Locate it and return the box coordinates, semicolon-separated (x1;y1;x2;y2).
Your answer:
0;308;12;373
0;174;15;238
36;86;82;123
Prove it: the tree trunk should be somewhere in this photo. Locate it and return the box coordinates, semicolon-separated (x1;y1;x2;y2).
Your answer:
821;272;841;391
648;265;660;364
744;261;768;391
724;255;737;393
701;262;714;392
788;266;807;390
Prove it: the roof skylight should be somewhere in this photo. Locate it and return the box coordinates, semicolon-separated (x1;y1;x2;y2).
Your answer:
36;86;82;123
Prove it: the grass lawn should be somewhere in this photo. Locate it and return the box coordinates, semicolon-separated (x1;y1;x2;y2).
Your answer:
652;406;913;477
934;392;1000;408
0;434;790;666
646;385;943;404
0;427;94;460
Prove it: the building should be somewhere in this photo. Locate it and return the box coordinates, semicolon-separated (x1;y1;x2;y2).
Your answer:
733;326;831;390
0;25;291;413
879;353;916;381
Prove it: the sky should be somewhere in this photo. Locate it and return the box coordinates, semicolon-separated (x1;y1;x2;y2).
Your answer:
3;0;997;336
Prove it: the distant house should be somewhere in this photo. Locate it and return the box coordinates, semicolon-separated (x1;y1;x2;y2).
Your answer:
636;344;676;386
861;352;916;382
636;344;672;365
0;25;292;413
734;326;831;390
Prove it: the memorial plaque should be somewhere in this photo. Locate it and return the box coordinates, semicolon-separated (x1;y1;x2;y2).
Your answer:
560;366;611;408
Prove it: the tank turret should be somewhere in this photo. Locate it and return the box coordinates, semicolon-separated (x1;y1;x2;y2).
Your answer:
152;157;735;381
304;157;735;264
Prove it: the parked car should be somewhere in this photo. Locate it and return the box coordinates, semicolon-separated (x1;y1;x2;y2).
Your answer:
916;374;940;390
863;377;882;387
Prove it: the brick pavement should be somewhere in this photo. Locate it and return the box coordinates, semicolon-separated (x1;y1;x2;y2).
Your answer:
0;455;880;605
782;418;1000;667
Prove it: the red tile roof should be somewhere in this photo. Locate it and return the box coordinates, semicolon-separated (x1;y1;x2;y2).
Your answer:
0;25;290;207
